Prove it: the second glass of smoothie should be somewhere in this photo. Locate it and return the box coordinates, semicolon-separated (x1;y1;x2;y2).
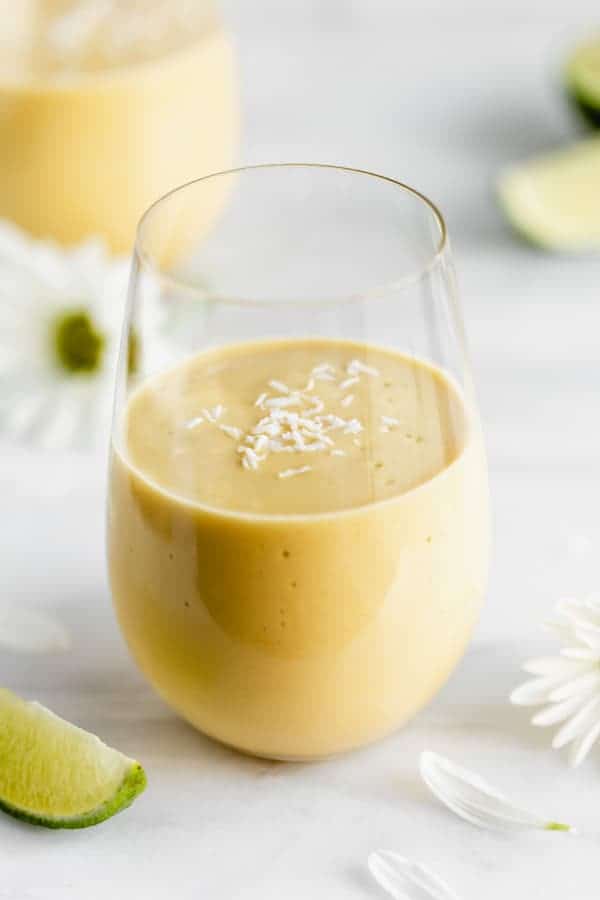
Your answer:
0;0;236;251
108;164;490;760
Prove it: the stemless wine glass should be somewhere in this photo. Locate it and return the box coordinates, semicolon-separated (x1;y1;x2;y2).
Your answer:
108;164;490;761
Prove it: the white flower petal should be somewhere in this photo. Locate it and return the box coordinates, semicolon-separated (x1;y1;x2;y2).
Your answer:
420;752;572;833
575;617;600;636
549;670;600;703
561;647;600;661
569;718;600;767
0;606;70;653
0;220;37;267
552;696;600;749
565;599;600;629
1;390;49;439
510;673;577;706
584;597;600;620
53;388;97;449
556;597;582;616
574;625;600;650
532;694;589;727
545;621;581;645
368;851;461;900
557;597;600;632
521;656;592;677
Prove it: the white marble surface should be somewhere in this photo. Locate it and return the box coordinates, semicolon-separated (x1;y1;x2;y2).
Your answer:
3;2;600;897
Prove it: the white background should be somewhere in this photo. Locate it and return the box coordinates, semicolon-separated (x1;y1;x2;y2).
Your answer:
3;2;600;897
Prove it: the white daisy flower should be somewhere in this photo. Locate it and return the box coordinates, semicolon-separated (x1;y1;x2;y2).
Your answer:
0;220;129;450
511;595;600;767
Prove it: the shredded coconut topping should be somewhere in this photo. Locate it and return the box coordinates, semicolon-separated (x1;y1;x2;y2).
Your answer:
238;446;264;471
263;395;302;409
255;392;268;408
235;377;368;471
343;419;363;435
184;415;204;429
312;362;336;381
347;359;380;377
252;434;269;454
219;424;242;440
202;405;225;423
181;357;394;477
278;465;312;479
268;379;290;394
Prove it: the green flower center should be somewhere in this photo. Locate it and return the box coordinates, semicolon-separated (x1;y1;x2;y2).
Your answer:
53;309;106;375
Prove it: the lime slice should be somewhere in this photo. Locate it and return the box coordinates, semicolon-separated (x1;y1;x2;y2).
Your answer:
0;688;146;829
497;137;600;250
565;36;600;127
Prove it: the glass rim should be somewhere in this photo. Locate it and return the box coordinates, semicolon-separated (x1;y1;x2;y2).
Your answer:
135;162;449;307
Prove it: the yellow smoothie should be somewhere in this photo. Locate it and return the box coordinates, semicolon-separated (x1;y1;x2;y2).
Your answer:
0;1;236;251
108;339;489;759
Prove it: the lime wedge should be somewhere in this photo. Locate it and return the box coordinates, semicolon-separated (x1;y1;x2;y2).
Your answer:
498;137;600;250
565;36;600;127
0;688;146;829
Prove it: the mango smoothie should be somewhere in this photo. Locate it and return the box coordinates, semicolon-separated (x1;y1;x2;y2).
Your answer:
108;339;489;759
0;0;236;251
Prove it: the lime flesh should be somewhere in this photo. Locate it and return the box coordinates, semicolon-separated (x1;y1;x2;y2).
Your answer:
565;36;600;127
0;688;146;829
498;136;600;250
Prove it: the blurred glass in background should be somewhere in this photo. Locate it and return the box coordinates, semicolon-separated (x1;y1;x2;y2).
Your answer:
0;0;237;252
